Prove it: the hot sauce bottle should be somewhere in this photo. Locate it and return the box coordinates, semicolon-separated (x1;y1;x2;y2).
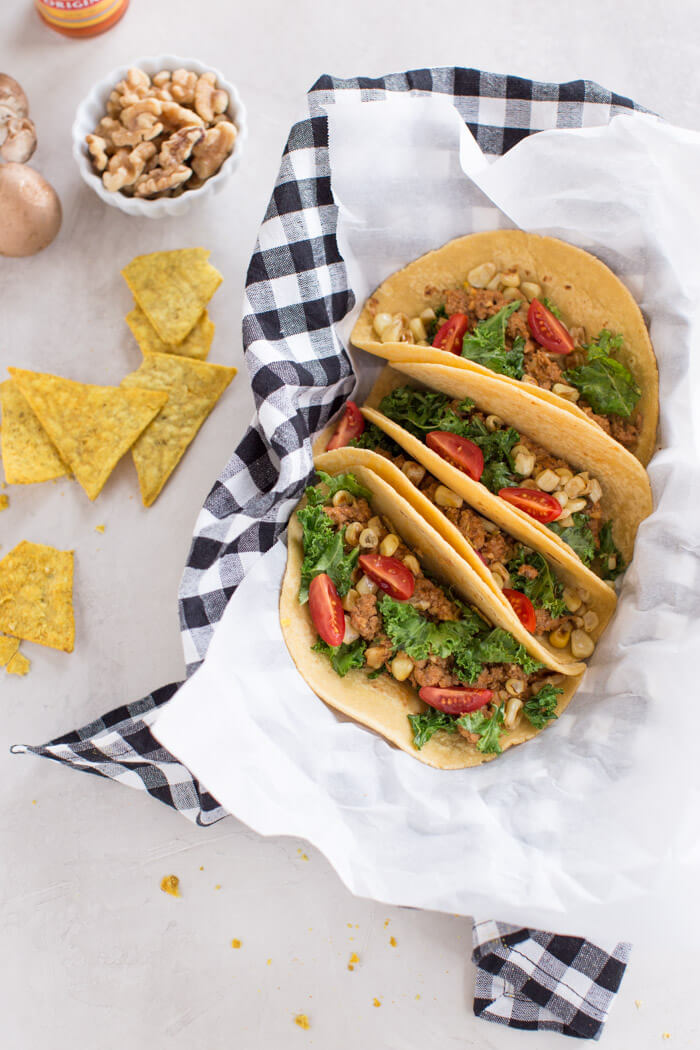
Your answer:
35;0;129;37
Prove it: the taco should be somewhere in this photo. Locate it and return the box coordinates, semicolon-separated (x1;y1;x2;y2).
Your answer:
315;443;616;672
280;464;583;769
321;365;653;583
351;230;659;466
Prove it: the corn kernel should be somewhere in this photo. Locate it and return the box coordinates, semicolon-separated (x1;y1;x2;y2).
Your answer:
390;653;413;682
563;587;582;613
535;469;559;492
467;262;497;288
380;533;400;557
549;624;572;649
521;281;542;301
570;628;595;659
434;485;463;509
401;460;426;486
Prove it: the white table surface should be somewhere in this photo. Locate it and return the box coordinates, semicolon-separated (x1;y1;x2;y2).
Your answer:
2;2;698;1046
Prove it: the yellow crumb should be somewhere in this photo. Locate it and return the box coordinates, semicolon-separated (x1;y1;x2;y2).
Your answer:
415;994;421;1000
280;617;291;627
231;939;242;949
347;922;353;928
662;1035;671;1041
347;952;359;971
6;651;30;676
32;799;37;805
635;999;642;1008
95;524;105;533
373;998;381;1008
160;875;180;897
266;958;272;966
389;936;397;947
0;494;9;511
215;883;221;890
199;865;204;871
384;919;390;927
297;848;309;861
294;1014;310;1029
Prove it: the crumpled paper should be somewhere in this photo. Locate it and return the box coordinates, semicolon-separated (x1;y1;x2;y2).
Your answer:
153;97;700;942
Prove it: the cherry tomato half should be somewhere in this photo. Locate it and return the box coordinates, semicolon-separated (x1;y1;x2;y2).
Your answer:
358;553;415;601
498;487;562;524
426;430;484;482
527;299;574;355
432;313;469;355
326;401;365;451
502;588;537;633
419;686;494;715
308;573;345;647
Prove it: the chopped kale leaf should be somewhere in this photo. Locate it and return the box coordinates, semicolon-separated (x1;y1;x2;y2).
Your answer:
460;302;524;379
564;330;640;419
523;683;563;729
313;637;368;676
409;709;458;749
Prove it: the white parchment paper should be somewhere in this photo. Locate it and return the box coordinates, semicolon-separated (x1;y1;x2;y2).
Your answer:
154;99;700;941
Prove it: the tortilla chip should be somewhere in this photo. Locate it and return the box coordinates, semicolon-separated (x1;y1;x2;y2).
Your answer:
0;380;69;484
8;369;168;501
121;352;236;506
0;635;19;666
126;305;214;361
0;540;74;652
6;650;30;676
121;249;222;345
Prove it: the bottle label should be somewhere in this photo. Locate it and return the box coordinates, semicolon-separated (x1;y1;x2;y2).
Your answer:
37;0;127;28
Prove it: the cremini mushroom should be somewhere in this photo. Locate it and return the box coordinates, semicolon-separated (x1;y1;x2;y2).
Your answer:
0;73;36;164
0;162;62;256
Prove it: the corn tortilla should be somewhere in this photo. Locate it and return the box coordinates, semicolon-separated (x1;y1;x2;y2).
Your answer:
126;305;214;361
0;540;74;652
121;352;236;507
121;249;222;345
8;368;168;501
280;461;581;770
0;380;69;485
351;230;658;466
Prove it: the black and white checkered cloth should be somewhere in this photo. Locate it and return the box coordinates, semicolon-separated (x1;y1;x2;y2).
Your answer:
14;68;641;1038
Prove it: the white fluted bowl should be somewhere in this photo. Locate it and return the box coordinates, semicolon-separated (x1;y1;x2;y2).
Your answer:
72;54;247;218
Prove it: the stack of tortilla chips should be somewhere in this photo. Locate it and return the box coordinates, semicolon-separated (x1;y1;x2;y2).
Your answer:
0;249;237;507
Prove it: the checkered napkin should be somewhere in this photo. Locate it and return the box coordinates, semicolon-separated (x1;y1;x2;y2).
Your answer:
14;68;641;1037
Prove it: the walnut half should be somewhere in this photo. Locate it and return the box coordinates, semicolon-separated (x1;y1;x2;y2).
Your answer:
191;121;236;180
102;141;157;193
133;164;192;198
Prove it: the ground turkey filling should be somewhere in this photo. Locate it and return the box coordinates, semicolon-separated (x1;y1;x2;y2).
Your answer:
436;286;641;451
321;497;552;738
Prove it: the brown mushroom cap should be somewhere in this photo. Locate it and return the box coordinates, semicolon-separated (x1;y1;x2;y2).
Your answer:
0;74;29;118
0;163;62;257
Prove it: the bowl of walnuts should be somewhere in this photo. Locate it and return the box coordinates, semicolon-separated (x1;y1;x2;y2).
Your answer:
72;55;247;217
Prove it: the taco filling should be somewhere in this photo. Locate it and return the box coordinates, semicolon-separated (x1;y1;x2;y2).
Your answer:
346;424;601;659
337;387;624;581
370;275;642;453
298;471;566;754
